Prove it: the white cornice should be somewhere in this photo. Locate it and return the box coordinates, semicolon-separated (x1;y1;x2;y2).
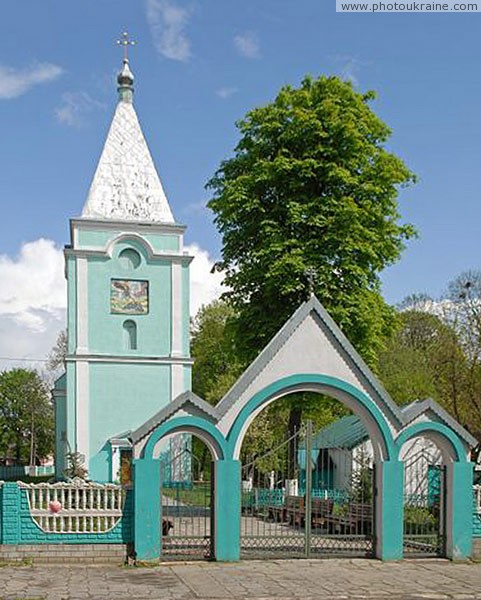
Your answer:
70;218;186;236
66;354;194;365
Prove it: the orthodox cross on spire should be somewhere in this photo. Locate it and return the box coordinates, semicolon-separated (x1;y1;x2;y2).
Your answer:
305;267;317;298
117;31;136;62
116;31;136;102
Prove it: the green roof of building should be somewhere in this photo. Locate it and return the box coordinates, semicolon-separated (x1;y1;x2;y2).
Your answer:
311;414;368;450
298;415;369;469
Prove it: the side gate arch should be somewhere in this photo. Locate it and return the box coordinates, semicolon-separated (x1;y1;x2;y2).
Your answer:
395;419;474;559
223;374;397;559
130;402;240;562
130;297;476;562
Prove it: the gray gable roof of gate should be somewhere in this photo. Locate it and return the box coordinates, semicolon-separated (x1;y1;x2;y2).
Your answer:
130;390;220;445
216;295;403;428
401;398;477;448
128;295;477;451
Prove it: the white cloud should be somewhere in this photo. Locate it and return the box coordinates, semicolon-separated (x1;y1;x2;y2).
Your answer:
0;63;63;100
0;239;223;371
216;86;238;99
55;92;105;127
146;0;192;62
0;239;66;372
0;239;66;330
331;55;369;87
340;59;360;86
185;244;225;316
234;32;260;59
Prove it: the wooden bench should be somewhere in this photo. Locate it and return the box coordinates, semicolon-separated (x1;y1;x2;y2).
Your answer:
266;504;286;522
284;495;305;528
323;502;372;534
311;498;334;528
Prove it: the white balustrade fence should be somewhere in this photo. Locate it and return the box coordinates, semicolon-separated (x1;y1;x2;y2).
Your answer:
19;481;124;534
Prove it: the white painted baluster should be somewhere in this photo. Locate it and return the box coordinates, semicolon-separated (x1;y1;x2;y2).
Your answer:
75;487;79;532
53;487;58;532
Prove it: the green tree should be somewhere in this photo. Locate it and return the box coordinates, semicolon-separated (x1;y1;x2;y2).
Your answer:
443;271;481;458
191;300;243;405
379;309;461;406
190;300;243;476
207;75;416;440
207;75;416;364
379;297;481;460
0;369;54;465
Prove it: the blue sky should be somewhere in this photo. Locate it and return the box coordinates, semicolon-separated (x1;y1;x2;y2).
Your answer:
0;0;480;364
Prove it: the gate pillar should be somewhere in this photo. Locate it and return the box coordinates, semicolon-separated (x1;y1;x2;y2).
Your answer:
214;459;241;561
133;458;161;561
375;459;404;560
445;461;473;560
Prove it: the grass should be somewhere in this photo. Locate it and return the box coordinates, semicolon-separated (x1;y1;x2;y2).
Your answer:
162;483;211;507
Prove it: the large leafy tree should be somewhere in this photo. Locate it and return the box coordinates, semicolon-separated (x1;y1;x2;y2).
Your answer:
191;300;242;406
190;300;243;477
206;75;416;446
0;369;54;465
207;75;416;367
379;274;481;461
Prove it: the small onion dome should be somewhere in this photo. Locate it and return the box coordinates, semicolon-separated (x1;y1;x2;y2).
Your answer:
117;59;134;88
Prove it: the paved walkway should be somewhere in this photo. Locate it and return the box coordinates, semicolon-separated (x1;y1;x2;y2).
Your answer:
0;559;480;600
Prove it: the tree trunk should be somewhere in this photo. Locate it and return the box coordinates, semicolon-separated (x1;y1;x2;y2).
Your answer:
29;412;35;467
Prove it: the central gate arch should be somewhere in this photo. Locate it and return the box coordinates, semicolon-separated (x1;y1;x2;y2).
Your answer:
225;374;395;462
224;375;395;559
130;296;476;563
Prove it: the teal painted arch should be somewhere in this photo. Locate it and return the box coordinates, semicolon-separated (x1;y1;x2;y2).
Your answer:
107;233;155;262
395;421;469;463
142;416;228;461
226;374;396;462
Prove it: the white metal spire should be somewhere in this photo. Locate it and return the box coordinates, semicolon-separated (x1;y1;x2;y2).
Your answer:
81;35;175;224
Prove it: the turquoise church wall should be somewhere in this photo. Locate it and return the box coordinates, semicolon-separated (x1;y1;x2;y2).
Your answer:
89;362;171;482
76;228;181;253
0;483;133;545
60;221;192;482
86;243;172;357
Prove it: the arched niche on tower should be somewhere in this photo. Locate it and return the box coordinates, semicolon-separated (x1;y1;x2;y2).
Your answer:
107;234;155;265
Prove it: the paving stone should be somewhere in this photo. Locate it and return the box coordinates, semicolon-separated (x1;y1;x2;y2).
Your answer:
0;560;481;599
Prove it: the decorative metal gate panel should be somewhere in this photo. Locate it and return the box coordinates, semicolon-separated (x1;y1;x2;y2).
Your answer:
403;443;445;557
160;444;213;560
240;420;374;558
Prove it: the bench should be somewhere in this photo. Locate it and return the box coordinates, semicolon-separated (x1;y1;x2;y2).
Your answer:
311;498;334;528
284;495;305;528
323;502;372;534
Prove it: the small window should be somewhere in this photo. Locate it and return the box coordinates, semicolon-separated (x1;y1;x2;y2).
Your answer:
123;320;137;350
119;248;141;270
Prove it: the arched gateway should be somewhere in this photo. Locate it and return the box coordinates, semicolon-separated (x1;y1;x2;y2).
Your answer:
130;296;475;562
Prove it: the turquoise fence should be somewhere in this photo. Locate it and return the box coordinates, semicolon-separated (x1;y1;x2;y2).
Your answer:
0;482;133;545
0;466;55;480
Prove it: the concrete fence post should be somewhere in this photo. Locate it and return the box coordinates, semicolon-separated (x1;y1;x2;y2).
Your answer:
0;482;21;544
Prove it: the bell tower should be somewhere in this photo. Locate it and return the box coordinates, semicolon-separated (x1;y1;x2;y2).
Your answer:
55;37;193;482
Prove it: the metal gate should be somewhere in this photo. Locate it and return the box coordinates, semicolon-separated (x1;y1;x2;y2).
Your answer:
160;443;213;560
240;420;374;558
403;443;445;557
